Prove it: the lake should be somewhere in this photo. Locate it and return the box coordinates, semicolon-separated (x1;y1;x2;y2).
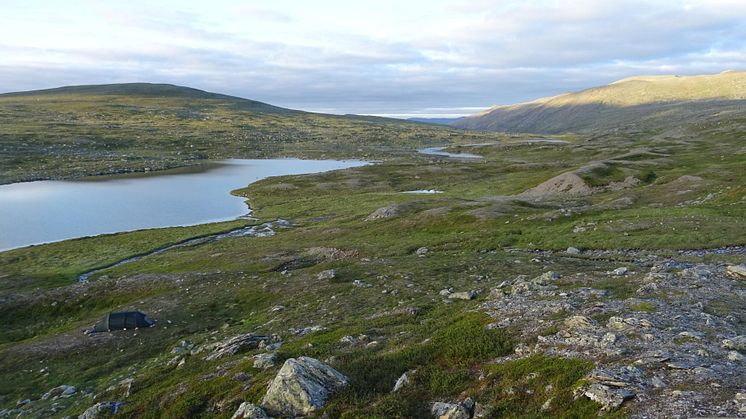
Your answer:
0;159;366;252
418;146;483;159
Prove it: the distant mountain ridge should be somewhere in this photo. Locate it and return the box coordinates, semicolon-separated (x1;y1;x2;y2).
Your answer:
406;117;460;125
0;82;295;114
452;71;746;133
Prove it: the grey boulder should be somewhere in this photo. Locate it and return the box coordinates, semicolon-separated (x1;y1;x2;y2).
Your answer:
262;357;348;416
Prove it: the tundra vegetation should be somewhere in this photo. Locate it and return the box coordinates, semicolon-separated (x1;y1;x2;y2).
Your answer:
0;81;745;418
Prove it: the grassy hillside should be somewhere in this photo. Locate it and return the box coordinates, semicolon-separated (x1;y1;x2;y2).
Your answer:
0;83;504;184
1;97;744;417
453;71;746;133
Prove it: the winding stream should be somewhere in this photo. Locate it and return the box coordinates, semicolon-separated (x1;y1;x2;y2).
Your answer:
77;220;289;282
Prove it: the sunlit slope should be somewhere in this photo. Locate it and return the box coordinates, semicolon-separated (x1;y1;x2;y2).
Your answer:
453;71;746;133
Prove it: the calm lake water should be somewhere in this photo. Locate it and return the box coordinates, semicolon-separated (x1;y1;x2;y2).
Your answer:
418;146;483;159
0;159;366;252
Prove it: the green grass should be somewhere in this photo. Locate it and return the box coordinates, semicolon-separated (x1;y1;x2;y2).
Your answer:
482;355;622;418
0;219;249;290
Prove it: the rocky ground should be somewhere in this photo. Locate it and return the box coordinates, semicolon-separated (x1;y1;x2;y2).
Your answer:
482;253;746;418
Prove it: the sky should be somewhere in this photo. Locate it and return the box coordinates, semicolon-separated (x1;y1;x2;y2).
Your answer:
1;0;744;118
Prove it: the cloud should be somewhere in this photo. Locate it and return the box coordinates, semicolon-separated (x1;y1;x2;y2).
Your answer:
0;0;744;115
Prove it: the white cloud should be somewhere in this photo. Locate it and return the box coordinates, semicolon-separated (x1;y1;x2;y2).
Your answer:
0;0;743;115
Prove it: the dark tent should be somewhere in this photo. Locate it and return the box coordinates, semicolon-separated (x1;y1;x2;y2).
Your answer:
92;311;154;332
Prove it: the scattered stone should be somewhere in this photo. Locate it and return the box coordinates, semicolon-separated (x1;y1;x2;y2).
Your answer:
42;385;76;400
541;397;554;411
232;402;271;419
448;290;477;300
650;376;667;388
172;340;195;355
416;247;429;257
612;267;629;276
430;398;474;419
203;334;275;361
392;370;414;393
725;264;746;279
735;392;746;414
566;247;581;255
294;325;327;336
722;336;746;351
439;288;453;296
537;271;560;281
364;204;400;221
727;351;745;362
352;279;372;288
253;353;278;369
582;383;635;410
317;269;336;280
339;335;356;344
78;401;124;419
262;357;349;416
563;315;596;331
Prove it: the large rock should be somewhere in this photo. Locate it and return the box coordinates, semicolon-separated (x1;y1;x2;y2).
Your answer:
262;357;349;416
232;402;271;419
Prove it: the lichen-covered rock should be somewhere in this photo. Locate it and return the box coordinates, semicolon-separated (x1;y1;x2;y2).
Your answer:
79;401;124;419
582;383;635;410
725;264;746;279
262;357;348;416
232;402;271;419
431;398;474;419
253;353;278;369
201;334;274;361
42;384;76;400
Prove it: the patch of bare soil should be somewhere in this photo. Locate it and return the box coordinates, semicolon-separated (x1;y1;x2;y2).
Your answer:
519;172;593;197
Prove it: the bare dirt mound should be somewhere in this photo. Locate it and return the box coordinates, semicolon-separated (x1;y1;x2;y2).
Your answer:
519;172;593;197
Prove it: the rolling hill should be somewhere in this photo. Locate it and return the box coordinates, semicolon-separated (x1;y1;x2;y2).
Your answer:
0;83;503;184
452;71;746;133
